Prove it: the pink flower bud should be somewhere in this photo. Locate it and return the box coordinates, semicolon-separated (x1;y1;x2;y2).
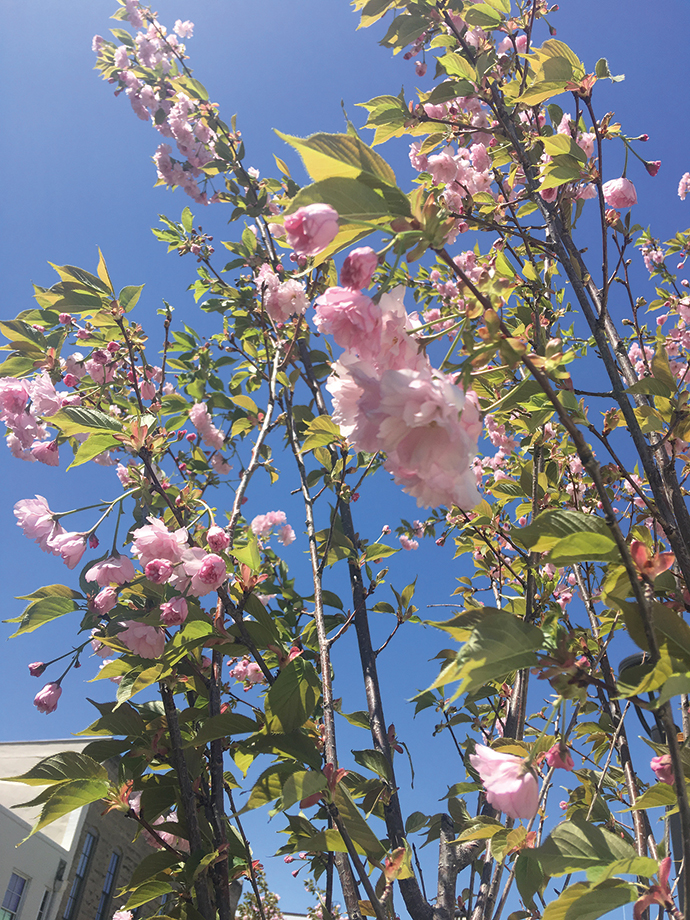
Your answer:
160;596;188;627
89;534;99;549
415;61;427;77
639;134;649;142
28;662;46;677
545;743;575;771
34;682;62;713
63;374;79;387
645;160;661;177
284;204;339;257
340;247;379;290
602;177;637;208
59;313;72;325
651;754;675;785
145;559;175;584
207;525;230;553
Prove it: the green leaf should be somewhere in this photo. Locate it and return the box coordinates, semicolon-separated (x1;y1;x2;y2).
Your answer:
516;40;586;106
287;176;408;224
118;284;145;313
183;711;260;747
302;416;342;452
379;13;430;54
432;611;543;697
232;536;262;572
594;58;625;82
515;852;545;911
463;3;503;29
265;658;321;734
439;53;477;82
362;542;399;562
67;433;120;469
125;880;175;910
230;394;259;414
8;594;81;637
514;510;619;563
276;131;397;186
280;770;328;811
50;407;122;436
541;879;636;920
20;778;109;839
181;207;194;233
629;783;677;810
333;784;386;861
352;749;394;784
126;850;182;891
48;262;112;294
244;763;303;811
79;699;147;737
588;857;659;882
3;751;107;786
531;815;636;876
116;664;167;705
541;134;587;163
96;249;114;293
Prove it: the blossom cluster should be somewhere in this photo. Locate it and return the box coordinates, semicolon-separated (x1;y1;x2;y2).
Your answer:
318;283;481;508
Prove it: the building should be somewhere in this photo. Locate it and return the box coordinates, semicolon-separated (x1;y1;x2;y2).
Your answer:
0;740;154;920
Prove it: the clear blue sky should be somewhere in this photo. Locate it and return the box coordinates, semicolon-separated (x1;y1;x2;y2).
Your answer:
1;0;689;912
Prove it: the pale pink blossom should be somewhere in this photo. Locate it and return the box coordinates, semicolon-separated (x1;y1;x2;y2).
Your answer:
207;525;230;553
678;172;690;201
144;559;175;584
651;754;674;785
469;744;539;819
251;510;287;538
399;535;419;551
175;548;227;596
602;177;637;208
50;531;87;569
545;744;574;771
31;439;60;466
140;812;190;853
189;402;225;450
131;517;187;568
119;621;166;659
112;911;134;920
277;524;296;546
90;629;112;658
34;682;62;714
314;287;382;357
229;657;266;688
14;496;61;550
30;373;62;417
340;247;378;290
209;453;232;475
160;597;188;626
284;204;339;256
85;554;136;587
174;19;194;38
0;378;30;420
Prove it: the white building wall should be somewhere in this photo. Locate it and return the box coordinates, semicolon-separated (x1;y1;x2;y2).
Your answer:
0;740;90;920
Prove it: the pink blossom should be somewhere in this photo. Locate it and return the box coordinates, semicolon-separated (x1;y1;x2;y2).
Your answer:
651;754;674;785
175;549;227;596
415;61;427;77
678;172;690;201
141;812;190;853
399;535;419;551
85;554;136;587
602;177;637;208
251;510;287;538
207;525;230;553
314;287;382;357
545;744;575;771
340;247;378;290
31;439;60;466
645;160;661;177
144;559;175;584
284;204;339;256
14;496;61;550
229;657;266;687
633;857;674;920
469;744;539;819
113;911;134;920
30;373;62;417
174;19;194;38
119;621;166;659
160;597;188;627
28;662;46;677
277;524;296;546
50;531;87;569
0;377;30;420
34;682;62;714
131;517;187;568
90;629;112;658
189;402;225;450
209;453;232;475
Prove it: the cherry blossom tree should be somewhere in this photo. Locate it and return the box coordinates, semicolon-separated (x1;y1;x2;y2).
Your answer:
4;2;690;920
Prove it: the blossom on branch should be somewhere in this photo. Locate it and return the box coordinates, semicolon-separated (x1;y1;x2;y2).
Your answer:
469;744;539;819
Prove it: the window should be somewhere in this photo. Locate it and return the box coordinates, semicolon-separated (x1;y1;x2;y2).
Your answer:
36;891;50;920
94;852;120;920
62;832;97;920
0;873;28;920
